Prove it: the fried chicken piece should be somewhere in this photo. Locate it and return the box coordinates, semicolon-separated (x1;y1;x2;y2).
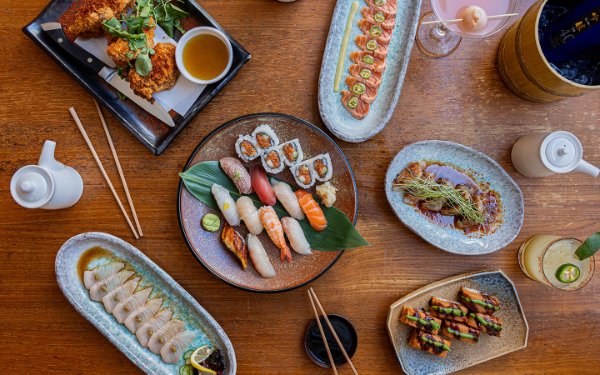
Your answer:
106;18;156;67
127;43;179;101
60;0;135;40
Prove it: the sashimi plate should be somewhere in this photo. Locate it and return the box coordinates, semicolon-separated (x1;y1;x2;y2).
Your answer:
318;0;421;142
55;232;236;374
385;141;524;255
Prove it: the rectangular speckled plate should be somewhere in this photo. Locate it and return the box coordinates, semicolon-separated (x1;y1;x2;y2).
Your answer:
387;270;528;375
55;232;236;374
318;0;421;142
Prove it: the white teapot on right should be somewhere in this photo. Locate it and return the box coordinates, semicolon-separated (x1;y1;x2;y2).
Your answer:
511;131;600;178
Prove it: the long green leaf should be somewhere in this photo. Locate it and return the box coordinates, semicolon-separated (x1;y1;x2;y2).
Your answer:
180;161;369;251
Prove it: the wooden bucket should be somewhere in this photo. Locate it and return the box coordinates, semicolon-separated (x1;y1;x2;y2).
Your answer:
497;0;600;102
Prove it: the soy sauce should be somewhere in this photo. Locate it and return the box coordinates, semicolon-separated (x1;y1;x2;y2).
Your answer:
304;314;358;367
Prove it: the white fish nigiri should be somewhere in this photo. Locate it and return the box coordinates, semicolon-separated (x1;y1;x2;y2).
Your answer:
148;319;185;354
84;262;124;289
137;309;173;347
113;288;152;323
272;181;304;220
247;234;276;278
124;298;162;333
89;270;134;301
160;331;197;364
102;277;140;313
236;196;263;234
281;217;312;255
212;183;240;226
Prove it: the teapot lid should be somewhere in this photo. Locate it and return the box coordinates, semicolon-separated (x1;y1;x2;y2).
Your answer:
10;165;54;208
541;131;583;173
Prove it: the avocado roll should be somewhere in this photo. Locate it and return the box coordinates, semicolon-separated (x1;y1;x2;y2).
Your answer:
278;139;304;167
261;147;285;174
458;287;500;314
408;330;451;358
235;135;260;162
291;161;316;189
441;321;480;344
429;297;469;323
399;306;442;334
308;153;333;182
466;312;503;337
252;124;279;153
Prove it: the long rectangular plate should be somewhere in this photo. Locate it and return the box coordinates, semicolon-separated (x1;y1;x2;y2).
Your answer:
56;232;236;374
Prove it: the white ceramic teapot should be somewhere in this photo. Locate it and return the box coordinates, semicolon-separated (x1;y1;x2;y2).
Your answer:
10;140;83;209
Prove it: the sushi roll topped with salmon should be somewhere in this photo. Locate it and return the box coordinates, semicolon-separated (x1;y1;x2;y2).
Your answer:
252;124;279;153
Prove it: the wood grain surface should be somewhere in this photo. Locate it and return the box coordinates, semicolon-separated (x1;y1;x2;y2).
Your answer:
1;0;599;374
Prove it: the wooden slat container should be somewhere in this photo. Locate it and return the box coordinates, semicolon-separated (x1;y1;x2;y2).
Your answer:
497;0;600;102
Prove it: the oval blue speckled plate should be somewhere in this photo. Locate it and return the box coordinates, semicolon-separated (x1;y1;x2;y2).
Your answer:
318;0;421;143
385;141;524;255
387;270;529;375
55;232;236;374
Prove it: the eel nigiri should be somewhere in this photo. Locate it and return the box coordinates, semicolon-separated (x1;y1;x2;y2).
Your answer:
211;183;240;226
219;157;253;194
295;190;327;232
221;223;248;270
236;196;264;235
247;234;276;278
258;206;292;262
250;165;276;206
281;217;312;255
272;180;304;220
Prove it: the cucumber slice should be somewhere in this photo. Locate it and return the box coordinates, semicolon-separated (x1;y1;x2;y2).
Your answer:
575;232;600;260
183;349;194;360
556;263;580;283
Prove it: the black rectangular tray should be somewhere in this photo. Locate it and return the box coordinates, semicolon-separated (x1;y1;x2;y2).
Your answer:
23;0;251;155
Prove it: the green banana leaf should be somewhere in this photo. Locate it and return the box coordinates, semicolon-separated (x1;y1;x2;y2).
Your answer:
179;161;369;251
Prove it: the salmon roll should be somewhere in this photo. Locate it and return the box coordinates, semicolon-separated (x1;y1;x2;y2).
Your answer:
399;306;442;334
261;147;285;174
458;287;500;314
235;135;260;162
307;153;333;182
278;139;304;167
291;161;316;189
408;330;451;358
429;297;469;323
252;124;279;153
441;321;480;344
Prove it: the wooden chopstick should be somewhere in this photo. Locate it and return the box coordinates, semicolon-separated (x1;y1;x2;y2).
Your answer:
69;107;140;239
307;290;339;375
93;100;143;237
309;288;359;375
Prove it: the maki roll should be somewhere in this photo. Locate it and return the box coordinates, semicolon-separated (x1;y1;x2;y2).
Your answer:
291;161;316;189
278;139;304;167
307;153;333;182
235;135;260;162
261;147;285;174
252;124;279;152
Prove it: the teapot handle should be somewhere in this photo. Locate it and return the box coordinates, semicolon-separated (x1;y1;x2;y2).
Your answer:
575;160;600;177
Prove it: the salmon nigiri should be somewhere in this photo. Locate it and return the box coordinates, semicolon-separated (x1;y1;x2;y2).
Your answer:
295;190;327;232
258;206;293;262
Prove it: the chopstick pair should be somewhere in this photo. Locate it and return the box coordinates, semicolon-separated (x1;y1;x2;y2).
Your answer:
69;100;143;239
307;287;358;375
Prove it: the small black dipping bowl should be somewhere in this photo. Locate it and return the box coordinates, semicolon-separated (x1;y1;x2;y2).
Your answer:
304;314;358;367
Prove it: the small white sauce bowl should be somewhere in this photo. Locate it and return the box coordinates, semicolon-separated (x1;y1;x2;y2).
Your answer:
176;27;233;85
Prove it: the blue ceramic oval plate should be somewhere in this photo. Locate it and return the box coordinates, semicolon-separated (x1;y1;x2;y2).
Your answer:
387;270;529;375
55;232;236;374
385;141;524;255
318;0;421;142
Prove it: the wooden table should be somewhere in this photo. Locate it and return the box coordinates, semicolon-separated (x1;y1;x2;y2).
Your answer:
2;0;599;373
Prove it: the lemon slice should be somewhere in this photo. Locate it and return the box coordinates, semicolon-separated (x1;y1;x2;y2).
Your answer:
190;346;216;374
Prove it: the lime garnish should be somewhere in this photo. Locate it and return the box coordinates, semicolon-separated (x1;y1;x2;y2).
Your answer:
555;263;581;283
575;232;600;260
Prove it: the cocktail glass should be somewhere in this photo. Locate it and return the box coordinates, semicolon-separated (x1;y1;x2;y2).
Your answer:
416;0;518;58
518;235;595;291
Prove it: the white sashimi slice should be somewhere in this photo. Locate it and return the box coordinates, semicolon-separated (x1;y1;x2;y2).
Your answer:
102;277;140;313
160;331;197;364
148;319;185;354
136;308;173;348
124;298;162;333
83;262;124;289
112;288;152;324
272;181;305;220
89;270;134;301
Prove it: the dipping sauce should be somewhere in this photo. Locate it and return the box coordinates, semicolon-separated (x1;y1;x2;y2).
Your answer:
182;33;230;81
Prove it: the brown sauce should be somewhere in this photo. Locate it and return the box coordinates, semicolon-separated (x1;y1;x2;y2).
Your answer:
76;246;115;284
182;33;229;80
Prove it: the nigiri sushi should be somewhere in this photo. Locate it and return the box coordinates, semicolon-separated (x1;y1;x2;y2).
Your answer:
258;206;293;262
211;183;240;226
89;270;134;301
83;262;124;289
247;234;276;278
148;319;185;354
124;298;162;333
102;277;140;313
236;196;263;235
160;331;196;364
295;190;328;232
250;165;276;206
137;308;173;347
221;223;248;270
113;287;152;324
272;180;304;220
219;157;253;194
281;217;312;255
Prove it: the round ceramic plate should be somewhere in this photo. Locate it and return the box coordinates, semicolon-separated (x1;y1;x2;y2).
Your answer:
178;113;358;292
385;141;524;255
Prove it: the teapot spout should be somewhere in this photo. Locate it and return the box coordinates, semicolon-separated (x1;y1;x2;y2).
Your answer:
38;140;63;170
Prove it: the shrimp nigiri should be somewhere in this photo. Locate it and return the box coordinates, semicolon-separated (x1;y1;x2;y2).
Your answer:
281;217;312;255
236;196;264;234
258;206;292;262
295;190;328;232
272;180;304;220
